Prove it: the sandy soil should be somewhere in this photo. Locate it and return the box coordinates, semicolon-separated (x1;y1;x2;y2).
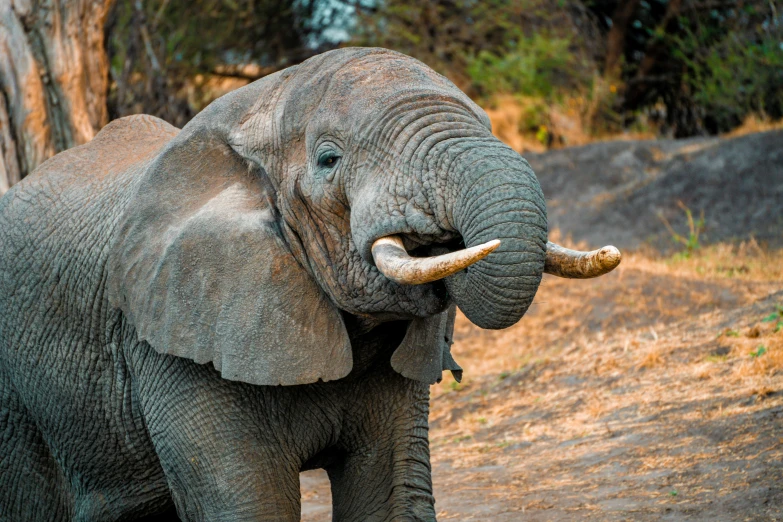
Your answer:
300;133;783;520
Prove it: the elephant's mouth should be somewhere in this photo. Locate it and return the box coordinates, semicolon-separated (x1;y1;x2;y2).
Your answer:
408;236;464;258
397;233;465;257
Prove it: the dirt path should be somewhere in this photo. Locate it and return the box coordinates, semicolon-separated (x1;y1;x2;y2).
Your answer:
301;253;783;520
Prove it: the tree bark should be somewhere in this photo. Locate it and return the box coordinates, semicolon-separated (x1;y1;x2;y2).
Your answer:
624;0;684;110
603;0;641;78
0;0;114;195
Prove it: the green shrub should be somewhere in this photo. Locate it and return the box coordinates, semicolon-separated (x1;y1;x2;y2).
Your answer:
674;29;783;132
465;34;574;101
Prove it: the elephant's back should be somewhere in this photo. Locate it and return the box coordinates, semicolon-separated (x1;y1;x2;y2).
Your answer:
0;114;178;232
5;114;178;192
0;115;179;348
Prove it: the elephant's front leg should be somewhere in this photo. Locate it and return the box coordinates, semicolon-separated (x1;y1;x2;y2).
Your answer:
128;345;311;522
328;371;436;522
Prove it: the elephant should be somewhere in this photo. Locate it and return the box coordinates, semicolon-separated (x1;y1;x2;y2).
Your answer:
0;47;620;521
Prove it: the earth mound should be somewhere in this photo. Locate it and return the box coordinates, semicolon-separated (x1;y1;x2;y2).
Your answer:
527;130;783;251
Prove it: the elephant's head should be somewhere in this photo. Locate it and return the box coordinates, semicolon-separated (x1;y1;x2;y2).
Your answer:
108;48;619;386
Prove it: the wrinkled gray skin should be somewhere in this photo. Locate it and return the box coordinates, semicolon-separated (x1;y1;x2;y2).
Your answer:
0;48;546;521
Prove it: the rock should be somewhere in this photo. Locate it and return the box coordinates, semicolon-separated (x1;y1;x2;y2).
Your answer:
526;130;783;251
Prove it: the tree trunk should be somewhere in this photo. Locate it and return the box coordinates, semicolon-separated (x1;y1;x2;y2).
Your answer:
0;0;114;195
624;0;684;111
603;0;641;78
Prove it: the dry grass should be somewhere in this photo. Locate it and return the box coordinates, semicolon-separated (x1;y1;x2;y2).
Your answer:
483;95;656;153
723;113;783;138
434;237;783;388
641;239;783;282
426;241;783;519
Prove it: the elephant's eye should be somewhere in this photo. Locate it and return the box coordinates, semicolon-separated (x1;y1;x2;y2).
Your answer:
318;152;341;169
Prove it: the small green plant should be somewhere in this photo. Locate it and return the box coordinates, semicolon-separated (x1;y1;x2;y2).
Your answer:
518;101;549;134
450;381;463;392
658;201;705;259
750;345;767;358
761;305;783;333
499;371;511;381
535;125;549;146
669;490;678;497
477;417;488;425
705;354;728;363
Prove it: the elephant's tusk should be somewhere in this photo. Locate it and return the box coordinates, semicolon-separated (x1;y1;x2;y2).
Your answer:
544;241;621;278
371;235;501;285
372;236;621;285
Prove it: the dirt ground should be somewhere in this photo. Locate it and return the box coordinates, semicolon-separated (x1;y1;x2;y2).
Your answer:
300;133;783;521
301;248;783;520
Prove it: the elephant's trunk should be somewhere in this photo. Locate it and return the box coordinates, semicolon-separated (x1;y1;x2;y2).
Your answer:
439;145;548;329
371;143;621;329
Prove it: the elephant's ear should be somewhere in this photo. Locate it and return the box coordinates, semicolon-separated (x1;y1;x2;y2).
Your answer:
108;124;352;386
391;305;462;384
